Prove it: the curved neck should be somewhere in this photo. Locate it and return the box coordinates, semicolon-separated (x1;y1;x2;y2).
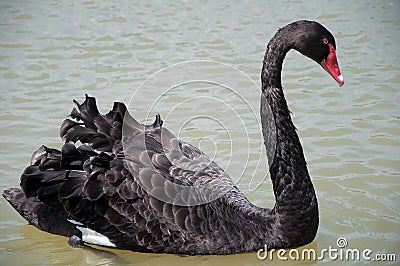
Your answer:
258;28;319;245
261;30;292;90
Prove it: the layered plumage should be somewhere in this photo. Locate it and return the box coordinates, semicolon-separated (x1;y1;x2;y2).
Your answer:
3;20;343;255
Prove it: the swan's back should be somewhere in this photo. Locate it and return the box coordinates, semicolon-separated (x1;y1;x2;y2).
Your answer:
5;95;268;255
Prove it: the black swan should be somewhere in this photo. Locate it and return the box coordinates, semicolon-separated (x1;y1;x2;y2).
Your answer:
3;20;343;255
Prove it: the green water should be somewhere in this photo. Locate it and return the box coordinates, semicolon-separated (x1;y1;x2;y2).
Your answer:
0;1;399;265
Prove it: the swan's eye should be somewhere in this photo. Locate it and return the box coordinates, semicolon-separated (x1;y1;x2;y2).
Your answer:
322;38;329;45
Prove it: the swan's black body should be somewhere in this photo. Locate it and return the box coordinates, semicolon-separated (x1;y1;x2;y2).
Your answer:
3;20;343;255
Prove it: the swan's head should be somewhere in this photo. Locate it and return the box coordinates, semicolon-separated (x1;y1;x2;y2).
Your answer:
291;20;344;86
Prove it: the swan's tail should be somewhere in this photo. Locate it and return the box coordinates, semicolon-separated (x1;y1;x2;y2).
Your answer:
2;188;81;237
2;95;142;238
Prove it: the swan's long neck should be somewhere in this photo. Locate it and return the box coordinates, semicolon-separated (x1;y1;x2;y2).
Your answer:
259;29;319;244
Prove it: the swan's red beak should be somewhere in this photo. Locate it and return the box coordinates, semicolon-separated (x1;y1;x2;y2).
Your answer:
320;44;344;86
